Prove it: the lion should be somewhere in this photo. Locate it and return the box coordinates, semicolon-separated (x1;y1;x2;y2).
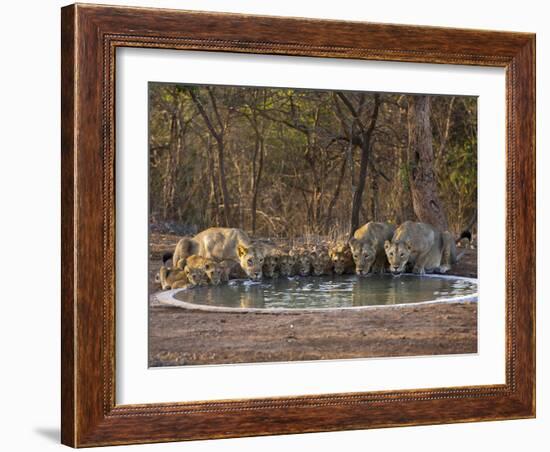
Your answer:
158;254;209;290
290;248;311;277
310;246;333;276
217;259;246;282
185;255;223;286
262;253;280;278
172;236;195;269
349;222;396;275
384;221;459;275
328;242;355;275
182;255;213;287
278;253;296;277
172;228;265;281
158;264;190;290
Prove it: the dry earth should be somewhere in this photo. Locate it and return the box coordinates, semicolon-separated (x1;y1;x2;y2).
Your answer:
148;233;478;366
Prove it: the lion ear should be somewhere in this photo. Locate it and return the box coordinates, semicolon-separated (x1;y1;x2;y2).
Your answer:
349;237;358;248
405;240;413;251
237;245;248;258
384;240;391;250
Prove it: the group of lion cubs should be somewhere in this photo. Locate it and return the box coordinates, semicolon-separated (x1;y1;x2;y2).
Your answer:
158;220;465;291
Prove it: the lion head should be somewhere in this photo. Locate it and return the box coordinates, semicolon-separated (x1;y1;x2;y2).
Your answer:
290;249;311;277
278;253;296;277
310;247;332;276
384;240;412;274
329;243;352;275
349;237;377;275
262;254;280;278
237;244;264;281
203;259;223;286
184;265;209;287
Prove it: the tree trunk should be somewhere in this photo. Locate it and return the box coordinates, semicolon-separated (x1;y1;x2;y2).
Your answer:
216;137;232;227
207;139;221;226
407;95;449;231
324;156;347;232
162;115;179;221
350;94;381;235
251;136;264;234
395;144;415;224
369;171;378;221
189;88;232;227
349;141;368;234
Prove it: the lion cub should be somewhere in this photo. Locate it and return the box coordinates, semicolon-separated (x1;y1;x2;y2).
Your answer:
185;255;223;286
349;222;396;275
328;242;355;275
262;253;280;278
310;246;333;276
157;254;202;290
158;265;190;290
278;253;296;277
290;248;312;277
384;221;458;275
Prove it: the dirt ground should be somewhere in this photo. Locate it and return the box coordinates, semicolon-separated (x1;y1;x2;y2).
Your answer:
148;233;478;367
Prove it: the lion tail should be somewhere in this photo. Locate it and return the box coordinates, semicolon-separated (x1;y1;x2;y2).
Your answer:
456;208;476;246
455;250;466;262
162;252;173;265
455;230;472;245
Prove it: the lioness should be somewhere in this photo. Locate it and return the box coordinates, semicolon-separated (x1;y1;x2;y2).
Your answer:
349;222;396;275
328;242;354;275
173;228;265;281
384;221;458;275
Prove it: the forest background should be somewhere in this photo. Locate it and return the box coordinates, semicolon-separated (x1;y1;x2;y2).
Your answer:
149;83;477;240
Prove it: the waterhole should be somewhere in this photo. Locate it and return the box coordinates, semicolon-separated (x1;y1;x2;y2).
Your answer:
159;274;478;312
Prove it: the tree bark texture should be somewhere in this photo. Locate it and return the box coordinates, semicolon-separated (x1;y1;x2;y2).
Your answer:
407;95;449;231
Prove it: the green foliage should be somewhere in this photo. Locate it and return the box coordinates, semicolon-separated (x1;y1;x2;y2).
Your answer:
432;96;477;231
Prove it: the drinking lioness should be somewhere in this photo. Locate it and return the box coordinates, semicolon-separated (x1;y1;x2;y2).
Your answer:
172;227;266;281
384;221;459;275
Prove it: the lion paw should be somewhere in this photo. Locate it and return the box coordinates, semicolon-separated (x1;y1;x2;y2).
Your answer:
413;266;426;275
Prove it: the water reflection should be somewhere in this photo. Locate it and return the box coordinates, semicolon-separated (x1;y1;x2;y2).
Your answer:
175;275;477;310
350;275;471;307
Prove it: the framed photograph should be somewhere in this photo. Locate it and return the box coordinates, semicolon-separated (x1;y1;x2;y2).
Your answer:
61;3;535;447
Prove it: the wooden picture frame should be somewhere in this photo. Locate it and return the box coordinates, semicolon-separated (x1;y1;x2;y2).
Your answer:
61;3;535;447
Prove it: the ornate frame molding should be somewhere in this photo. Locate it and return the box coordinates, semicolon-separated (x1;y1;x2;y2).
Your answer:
62;4;535;447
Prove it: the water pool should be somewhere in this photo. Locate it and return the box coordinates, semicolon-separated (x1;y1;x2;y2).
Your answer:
156;274;478;312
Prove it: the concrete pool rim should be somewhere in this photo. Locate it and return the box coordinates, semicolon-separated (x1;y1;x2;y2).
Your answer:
153;274;478;314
